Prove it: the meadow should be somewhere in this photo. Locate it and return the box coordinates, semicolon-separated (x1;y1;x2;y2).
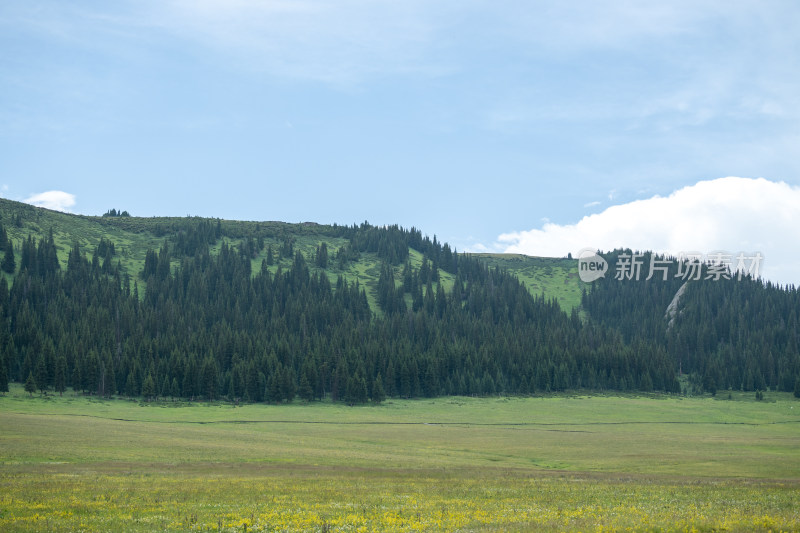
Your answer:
1;385;799;531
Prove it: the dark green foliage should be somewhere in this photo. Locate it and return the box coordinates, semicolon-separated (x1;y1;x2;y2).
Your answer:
298;372;313;402
377;263;405;315
0;353;8;393
0;205;796;406
372;373;386;403
345;374;368;405
315;242;328;268
161;375;171;398
1;240;15;273
24;371;36;396
142;373;156;401
125;373;138;397
280;238;294;259
35;355;48;393
102;209;130;217
583;249;800;394
54;356;66;396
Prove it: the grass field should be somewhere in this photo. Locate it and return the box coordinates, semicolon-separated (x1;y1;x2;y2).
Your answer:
2;385;799;531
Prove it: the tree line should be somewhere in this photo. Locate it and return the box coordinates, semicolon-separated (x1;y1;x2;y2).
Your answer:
1;223;797;402
582;250;800;395
0;222;683;402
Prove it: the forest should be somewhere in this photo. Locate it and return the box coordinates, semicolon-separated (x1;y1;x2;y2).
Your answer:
0;204;798;403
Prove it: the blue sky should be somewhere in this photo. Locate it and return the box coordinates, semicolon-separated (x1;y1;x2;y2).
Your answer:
2;1;799;283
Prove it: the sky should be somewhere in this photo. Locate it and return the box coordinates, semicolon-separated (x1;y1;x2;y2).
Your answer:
1;1;799;284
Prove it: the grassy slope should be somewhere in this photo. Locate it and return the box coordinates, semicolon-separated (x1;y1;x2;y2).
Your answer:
471;253;585;312
0;198;581;313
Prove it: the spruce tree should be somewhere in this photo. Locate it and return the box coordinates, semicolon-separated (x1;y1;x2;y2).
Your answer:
372;373;386;403
315;242;328;268
71;364;82;394
24;371;36;396
267;373;281;403
0;353;8;393
282;367;296;403
54;356;67;396
161;375;171;399
141;373;156;401
35;355;48;394
125;373;138;397
1;241;14;273
298;372;313;402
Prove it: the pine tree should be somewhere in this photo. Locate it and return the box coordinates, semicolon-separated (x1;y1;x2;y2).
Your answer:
345;374;368;405
103;358;115;398
372;373;386;403
267;373;281;403
298;372;313;402
200;356;219;400
282;367;296;403
161;375;171;399
1;241;15;273
24;371;36;396
0;353;8;393
35;355;48;394
315;242;328;268
794;376;800;399
141;373;156;401
71;364;82;394
125;372;138;397
54;356;67;396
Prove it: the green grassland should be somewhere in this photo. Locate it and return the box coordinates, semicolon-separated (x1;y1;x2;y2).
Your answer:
1;199;580;314
1;386;799;531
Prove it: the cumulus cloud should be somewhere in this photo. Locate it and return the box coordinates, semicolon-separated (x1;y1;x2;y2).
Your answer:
497;177;800;286
24;191;76;212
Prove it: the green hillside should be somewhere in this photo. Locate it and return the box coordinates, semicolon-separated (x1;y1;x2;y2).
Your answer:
470;253;584;311
0;198;575;313
1;198;797;403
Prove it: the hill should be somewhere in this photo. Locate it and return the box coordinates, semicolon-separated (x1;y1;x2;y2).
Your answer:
0;198;798;402
0;199;581;312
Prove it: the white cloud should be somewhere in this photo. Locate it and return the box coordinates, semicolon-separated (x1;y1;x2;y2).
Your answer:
583;200;601;208
24;191;76;212
495;177;800;286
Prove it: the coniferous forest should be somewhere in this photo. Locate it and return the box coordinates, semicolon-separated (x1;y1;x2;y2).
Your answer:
0;201;798;403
